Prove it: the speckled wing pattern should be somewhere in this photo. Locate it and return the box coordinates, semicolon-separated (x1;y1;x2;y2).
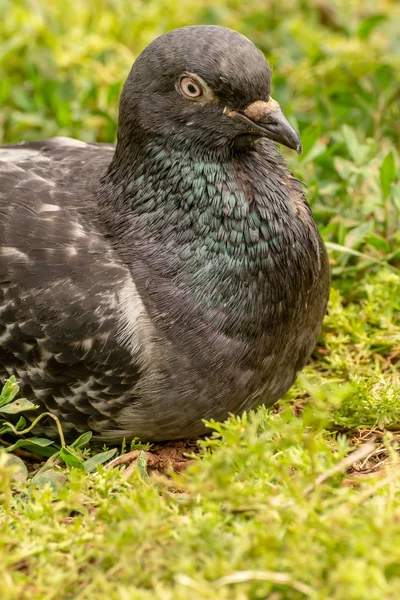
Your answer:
0;138;140;438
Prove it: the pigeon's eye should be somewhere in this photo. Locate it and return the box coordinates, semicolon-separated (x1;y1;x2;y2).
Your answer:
180;77;203;98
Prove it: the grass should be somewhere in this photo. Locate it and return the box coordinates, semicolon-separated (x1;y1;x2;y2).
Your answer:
0;0;400;598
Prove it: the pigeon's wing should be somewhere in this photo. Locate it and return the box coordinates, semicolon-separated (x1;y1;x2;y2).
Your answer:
0;139;141;438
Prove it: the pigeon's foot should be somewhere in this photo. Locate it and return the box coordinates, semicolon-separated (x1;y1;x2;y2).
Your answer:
105;440;199;478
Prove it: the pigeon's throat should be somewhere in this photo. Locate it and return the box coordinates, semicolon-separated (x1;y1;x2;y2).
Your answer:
102;141;317;271
99;142;322;338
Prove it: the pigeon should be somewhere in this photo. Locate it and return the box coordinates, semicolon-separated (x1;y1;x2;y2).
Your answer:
0;25;330;442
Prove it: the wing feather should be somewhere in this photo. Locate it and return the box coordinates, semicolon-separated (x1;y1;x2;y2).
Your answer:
0;138;142;437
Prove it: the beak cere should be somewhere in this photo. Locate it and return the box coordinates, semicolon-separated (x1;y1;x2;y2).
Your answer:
225;98;302;154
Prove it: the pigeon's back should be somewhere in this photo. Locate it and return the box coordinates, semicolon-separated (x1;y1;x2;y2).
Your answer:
0;138;141;438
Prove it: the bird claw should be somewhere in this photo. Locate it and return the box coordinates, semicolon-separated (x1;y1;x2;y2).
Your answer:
106;446;197;478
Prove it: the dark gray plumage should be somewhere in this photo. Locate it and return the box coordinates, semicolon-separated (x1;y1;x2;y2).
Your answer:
0;26;329;442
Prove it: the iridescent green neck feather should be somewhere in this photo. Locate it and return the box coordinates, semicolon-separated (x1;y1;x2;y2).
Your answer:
100;137;321;341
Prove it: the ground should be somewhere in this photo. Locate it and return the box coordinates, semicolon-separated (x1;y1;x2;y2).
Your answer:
0;1;399;598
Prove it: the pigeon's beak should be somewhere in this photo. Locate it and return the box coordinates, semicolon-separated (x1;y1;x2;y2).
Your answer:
225;98;302;154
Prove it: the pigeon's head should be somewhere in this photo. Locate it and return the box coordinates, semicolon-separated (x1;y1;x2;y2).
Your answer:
118;26;301;156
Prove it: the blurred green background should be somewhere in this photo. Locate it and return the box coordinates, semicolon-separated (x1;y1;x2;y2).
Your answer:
0;0;399;277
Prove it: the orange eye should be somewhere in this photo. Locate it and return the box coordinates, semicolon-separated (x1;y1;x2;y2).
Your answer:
180;77;202;98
